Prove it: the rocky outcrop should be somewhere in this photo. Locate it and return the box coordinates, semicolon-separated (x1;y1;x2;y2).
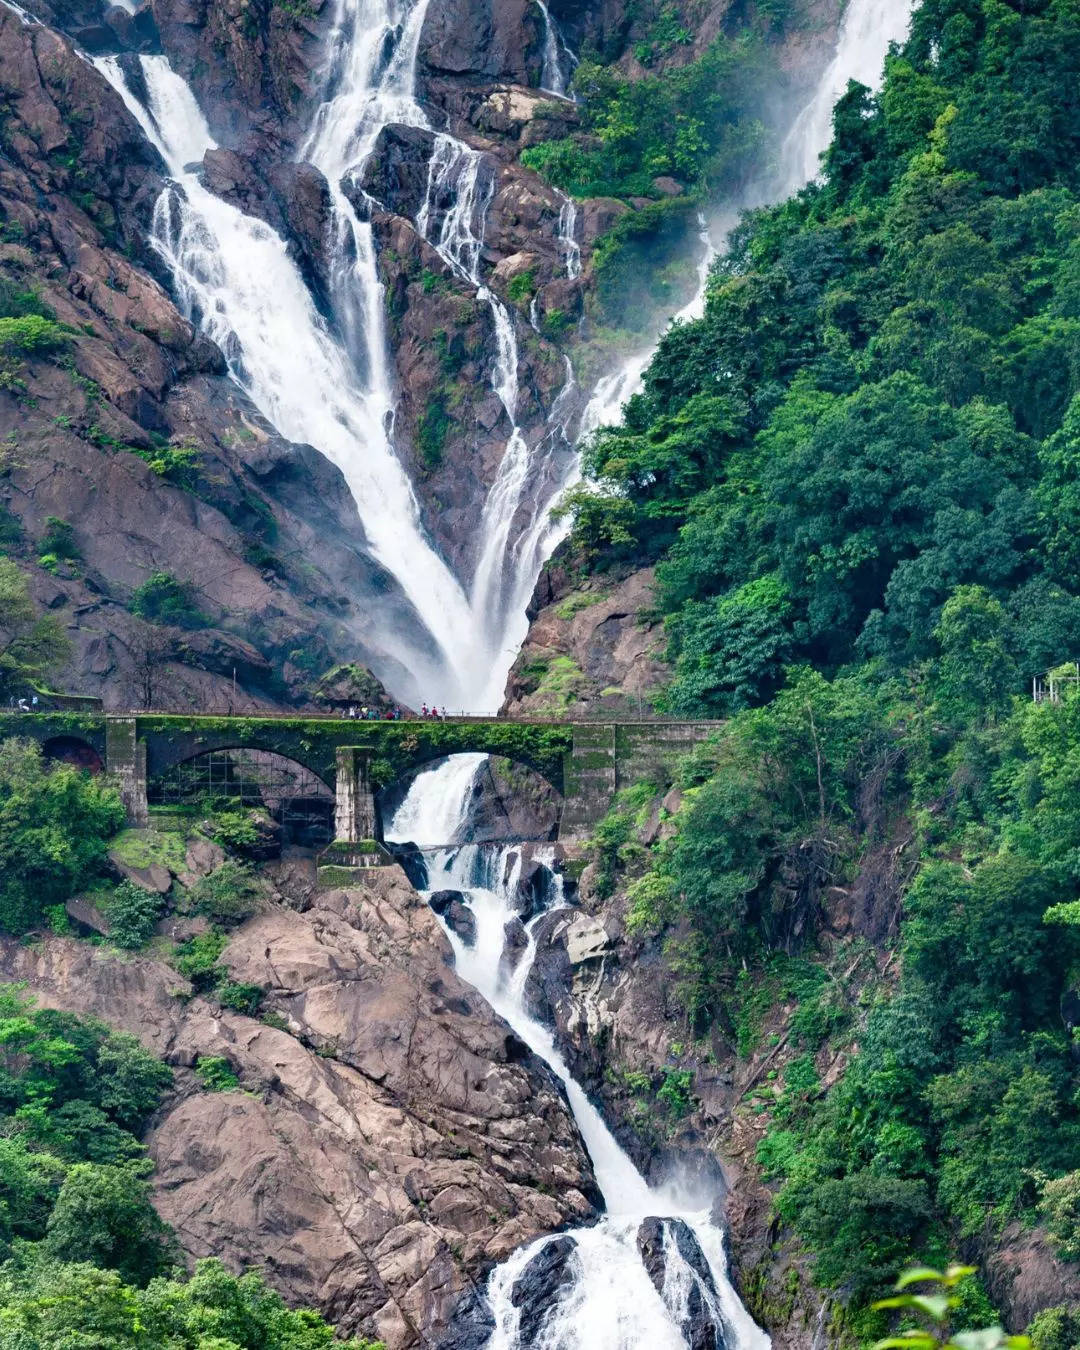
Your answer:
504;563;670;716
509;1235;580;1342
637;1218;728;1350
418;0;544;85
0;866;599;1348
460;757;561;843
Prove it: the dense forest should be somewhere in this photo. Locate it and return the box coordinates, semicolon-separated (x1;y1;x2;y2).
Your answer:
570;0;1080;1343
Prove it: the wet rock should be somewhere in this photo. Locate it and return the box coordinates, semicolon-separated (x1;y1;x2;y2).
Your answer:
460;760;560;844
501;916;529;976
511;1235;579;1344
435;1285;495;1350
637;1218;726;1350
507;847;556;921
418;0;543;84
566;915;612;966
429;890;477;948
504;566;669;719
358;124;439;222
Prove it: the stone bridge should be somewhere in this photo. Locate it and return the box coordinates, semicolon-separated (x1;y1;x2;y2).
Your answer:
0;712;723;849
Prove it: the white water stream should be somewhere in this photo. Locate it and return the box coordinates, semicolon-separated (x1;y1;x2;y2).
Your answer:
83;0;911;712
577;0;914;432
94;48;479;708
387;758;770;1349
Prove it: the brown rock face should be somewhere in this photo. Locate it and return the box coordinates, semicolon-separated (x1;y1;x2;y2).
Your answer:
0;868;598;1348
503;564;669;717
418;0;543;83
0;9;432;709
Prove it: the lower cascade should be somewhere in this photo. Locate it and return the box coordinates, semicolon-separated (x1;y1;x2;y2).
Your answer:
386;759;771;1350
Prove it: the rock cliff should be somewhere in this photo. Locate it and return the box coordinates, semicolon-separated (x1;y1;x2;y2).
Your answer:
0;865;598;1347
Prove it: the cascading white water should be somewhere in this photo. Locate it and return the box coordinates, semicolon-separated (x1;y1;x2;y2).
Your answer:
536;0;573;99
93;49;481;708
577;0;915;433
778;0;912;188
387;759;770;1348
558;199;583;282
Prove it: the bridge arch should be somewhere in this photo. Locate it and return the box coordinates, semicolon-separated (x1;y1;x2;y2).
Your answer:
148;746;335;849
377;752;562;848
42;735;104;775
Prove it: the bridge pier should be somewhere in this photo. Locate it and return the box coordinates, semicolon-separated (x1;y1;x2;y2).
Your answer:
105;717;148;826
558;725;618;841
334;747;377;844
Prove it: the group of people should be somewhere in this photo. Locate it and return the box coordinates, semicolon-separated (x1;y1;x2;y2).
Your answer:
10;696;40;713
342;703;450;721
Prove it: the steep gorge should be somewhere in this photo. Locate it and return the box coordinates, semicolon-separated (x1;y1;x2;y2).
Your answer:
0;2;949;1348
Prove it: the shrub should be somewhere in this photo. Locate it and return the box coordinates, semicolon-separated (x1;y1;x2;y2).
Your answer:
0;314;69;355
0;741;124;934
216;981;263;1016
195;1056;240;1093
100;881;163;950
507;269;537;307
1041;1171;1080;1262
130;572;205;628
40;516;79;561
186;861;262;922
173;929;228;985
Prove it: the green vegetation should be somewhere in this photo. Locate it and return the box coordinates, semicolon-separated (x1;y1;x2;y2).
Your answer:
129;572;205;629
519;18;786;328
507;268;538;308
0;560;70;697
0;803;377;1344
0;740;123;934
0;985;172;1276
131;439;200;487
568;0;1080;716
186;859;263;921
99;881;164;951
521;38;770;202
417;396;451;471
195;1055;240;1093
872;1265;1030;1349
573;0;1080;1340
0;1253;384;1348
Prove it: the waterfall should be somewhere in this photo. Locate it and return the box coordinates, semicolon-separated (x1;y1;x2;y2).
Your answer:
93;49;481;709
88;0;913;717
537;0;575;99
387;760;770;1348
778;0;912;188
577;0;915;433
558;198;583;281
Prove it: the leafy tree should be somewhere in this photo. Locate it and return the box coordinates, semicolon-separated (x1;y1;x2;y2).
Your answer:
129;573;204;629
100;882;163;951
0;741;124;934
42;1163;175;1285
0;561;70;697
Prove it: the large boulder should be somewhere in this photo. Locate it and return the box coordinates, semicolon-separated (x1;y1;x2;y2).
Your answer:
510;1235;579;1344
636;1217;728;1350
357;124;439;223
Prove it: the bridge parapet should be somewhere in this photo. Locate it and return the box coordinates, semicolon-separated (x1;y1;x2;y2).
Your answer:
0;713;724;845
